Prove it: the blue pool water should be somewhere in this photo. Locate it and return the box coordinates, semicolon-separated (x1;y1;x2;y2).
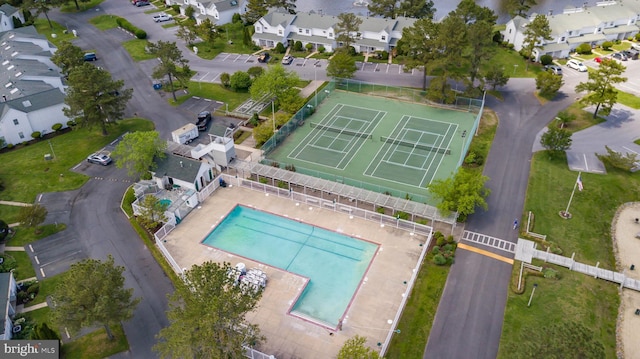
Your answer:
201;205;378;327
159;199;172;207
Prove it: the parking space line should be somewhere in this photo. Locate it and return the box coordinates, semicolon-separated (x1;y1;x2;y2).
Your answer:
361;62;365;70
234;54;242;62
374;64;379;72
222;53;231;61
39;250;83;268
398;65;402;74
583;154;589;171
244;56;252;63
40;268;46;278
37;194;42;202
29;244;33;252
386;64;389;73
212;73;221;83
35;256;40;264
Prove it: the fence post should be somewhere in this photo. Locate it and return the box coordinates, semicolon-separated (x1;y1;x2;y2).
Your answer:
594;262;599;278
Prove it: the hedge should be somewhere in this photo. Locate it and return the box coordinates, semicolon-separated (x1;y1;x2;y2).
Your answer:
115;17;147;39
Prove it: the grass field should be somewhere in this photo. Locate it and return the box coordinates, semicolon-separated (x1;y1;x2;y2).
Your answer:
33;19;76;47
0;119;153;203
497;152;639;358
6;223;66;247
122;39;157;61
27;273;66;307
176;82;251;111
88;14;119;30
0;205;22;224
7;251;37;280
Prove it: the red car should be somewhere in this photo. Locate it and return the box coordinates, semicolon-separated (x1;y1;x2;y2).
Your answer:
594;57;603;63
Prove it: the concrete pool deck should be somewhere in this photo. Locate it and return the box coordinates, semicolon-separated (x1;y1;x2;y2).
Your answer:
162;184;431;358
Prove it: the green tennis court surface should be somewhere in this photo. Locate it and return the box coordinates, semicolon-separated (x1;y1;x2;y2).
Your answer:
265;90;477;204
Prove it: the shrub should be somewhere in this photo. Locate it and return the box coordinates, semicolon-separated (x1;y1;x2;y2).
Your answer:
433;254;447;265
432;246;441;254
576;43;592;54
0;253;16;272
543;268;559;279
66;120;76;127
116;17;147;39
26;283;40;295
30;131;41;139
220;72;230;87
275;42;285;53
17;291;29;304
230;71;251;91
135;29;147;39
294;41;303;51
249;113;259;126
539;54;553;65
318;46;325;53
446;235;454;244
443;243;453;252
51;123;63;131
601;41;613;50
436;236;445;246
171;4;180;13
277;180;288;189
232;13;242;23
348;46;357;56
247;66;264;78
284;164;296;171
376;206;385;214
636;33;640;41
305;43;313;52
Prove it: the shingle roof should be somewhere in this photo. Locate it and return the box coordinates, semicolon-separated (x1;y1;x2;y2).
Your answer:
213;0;241;12
0;88;65;115
261;11;295;28
0;272;13;337
153;153;203;183
0;4;19;16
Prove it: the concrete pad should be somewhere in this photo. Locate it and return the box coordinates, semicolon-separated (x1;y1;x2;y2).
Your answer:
162;184;430;358
566;151;607;174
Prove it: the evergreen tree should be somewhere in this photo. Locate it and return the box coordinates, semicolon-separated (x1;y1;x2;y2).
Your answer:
575;59;627;118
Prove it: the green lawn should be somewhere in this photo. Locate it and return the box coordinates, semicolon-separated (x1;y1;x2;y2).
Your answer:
188;22;260;60
63;324;129;359
121;39;156;61
616;90;640;109
6;223;67;247
27;273;66;307
0;205;22;224
88;14;119;30
26;307;52;329
498;152;639;358
0;119;153;203
60;0;103;12
7;251;36;280
33;19;76;47
385;254;449;358
176;82;251;111
485;47;543;78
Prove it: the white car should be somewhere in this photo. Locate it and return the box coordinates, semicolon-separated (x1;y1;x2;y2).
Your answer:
153;13;173;22
567;59;587;72
87;152;112;166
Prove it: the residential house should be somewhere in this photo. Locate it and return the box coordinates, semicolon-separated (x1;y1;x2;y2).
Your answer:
0;26;68;147
503;0;640;61
164;0;245;25
252;9;415;53
0;272;18;340
0;4;23;32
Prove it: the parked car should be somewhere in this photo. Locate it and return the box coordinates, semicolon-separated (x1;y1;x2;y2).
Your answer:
132;0;150;6
594;57;603;63
544;65;563;76
567;59;587;72
87;152;112;166
153;13;173;22
281;55;294;65
196;111;212;131
257;52;270;63
622;49;639;60
612;52;628;61
632;43;640;51
83;52;97;61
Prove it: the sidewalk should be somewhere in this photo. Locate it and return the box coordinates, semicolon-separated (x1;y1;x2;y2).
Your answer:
0;200;32;207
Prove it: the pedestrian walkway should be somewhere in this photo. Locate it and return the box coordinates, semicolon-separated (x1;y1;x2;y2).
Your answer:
462;230;516;254
16;302;48;314
0;200;32;207
515;238;640;291
4;246;25;251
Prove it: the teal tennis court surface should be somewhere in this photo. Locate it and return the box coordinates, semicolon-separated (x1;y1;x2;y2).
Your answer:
288;104;386;170
364;115;457;188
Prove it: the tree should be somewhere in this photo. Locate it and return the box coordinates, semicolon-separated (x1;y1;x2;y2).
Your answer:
50;40;84;76
540;125;572;154
483;63;510;90
30;323;60;341
575;59;627;118
266;0;296;14
536;70;563;98
196;18;218;44
184;5;195;19
335;13;362;51
138;195;168;229
398;0;435;19
597;146;639;172
220;72;231;87
175;23;198;46
427;168;490;219
22;0;63;29
337;335;380;359
521;15;552;66
327;50;357;79
506;321;605;359
243;0;268;24
398;17;440;90
64;64;133;135
148;41;190;102
455;0;497;87
555;110;575;129
505;0;537;17
368;0;398;19
247;66;264;79
230;70;252;91
111;131;166;178
154;261;264;358
50;255;140;341
249;64;300;108
17;204;47;233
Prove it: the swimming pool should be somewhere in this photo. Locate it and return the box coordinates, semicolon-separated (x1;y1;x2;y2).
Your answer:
201;205;378;327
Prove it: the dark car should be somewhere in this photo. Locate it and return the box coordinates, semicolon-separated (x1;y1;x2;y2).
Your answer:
612;52;628;61
196;111;212;131
132;0;150;6
544;64;563;76
257;52;270;63
83;52;97;61
622;49;639;60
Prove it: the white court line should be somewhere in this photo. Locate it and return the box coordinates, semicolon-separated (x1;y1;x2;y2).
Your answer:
35;256;40;264
622;146;639;154
40;268;46;278
583;154;590;171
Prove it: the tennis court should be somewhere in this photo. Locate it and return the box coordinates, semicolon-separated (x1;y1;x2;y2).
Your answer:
288;104;385;169
265;87;480;204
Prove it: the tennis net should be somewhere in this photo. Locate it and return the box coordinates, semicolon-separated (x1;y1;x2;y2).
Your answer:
310;122;372;139
381;136;451;155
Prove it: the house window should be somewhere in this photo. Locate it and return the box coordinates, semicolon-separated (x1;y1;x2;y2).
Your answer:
597;28;601;32
18;132;24;139
561;37;565;42
13;119;18;125
569;31;572;35
257;26;261;31
298;28;302;33
278;30;282;35
381;35;386;40
305;29;310;34
509;29;512;33
329;32;333;37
